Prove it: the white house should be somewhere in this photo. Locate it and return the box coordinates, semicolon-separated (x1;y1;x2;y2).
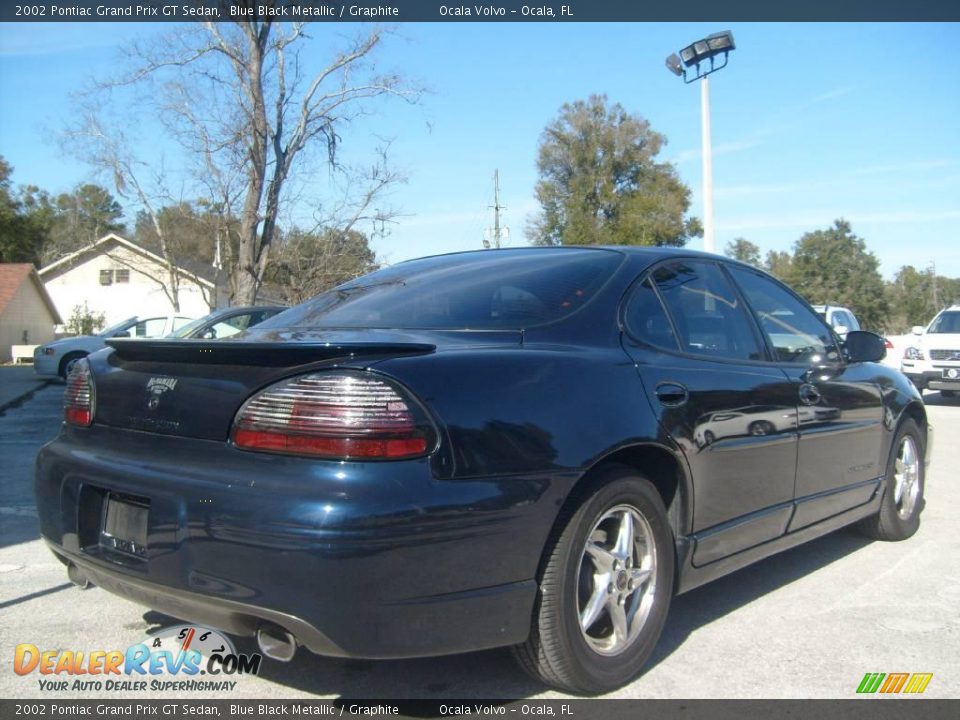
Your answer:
39;233;217;329
0;263;63;363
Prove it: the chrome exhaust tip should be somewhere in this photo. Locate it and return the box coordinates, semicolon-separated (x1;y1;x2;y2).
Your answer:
256;625;297;662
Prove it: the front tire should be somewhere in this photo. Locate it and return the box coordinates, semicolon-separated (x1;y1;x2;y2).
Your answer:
58;352;87;380
513;466;674;694
857;418;925;541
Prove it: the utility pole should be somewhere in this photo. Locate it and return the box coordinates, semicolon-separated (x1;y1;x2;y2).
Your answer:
483;169;508;249
930;261;939;309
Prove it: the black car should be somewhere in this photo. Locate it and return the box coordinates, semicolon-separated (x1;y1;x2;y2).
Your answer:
35;247;930;693
169;305;286;340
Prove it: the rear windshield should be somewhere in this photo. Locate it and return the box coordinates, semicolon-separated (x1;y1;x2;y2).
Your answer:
261;249;623;330
929;311;960;334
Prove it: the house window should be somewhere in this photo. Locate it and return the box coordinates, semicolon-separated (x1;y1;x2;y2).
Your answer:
115;269;130;283
99;269;113;286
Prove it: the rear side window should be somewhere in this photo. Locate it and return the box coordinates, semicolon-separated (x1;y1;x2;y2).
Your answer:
623;278;679;350
649;260;764;361
262;250;623;330
728;266;839;364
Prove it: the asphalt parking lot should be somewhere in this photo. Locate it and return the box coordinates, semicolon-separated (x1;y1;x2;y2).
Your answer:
1;380;957;700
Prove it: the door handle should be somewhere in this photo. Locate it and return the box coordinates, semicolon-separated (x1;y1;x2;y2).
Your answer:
799;383;822;406
655;382;689;407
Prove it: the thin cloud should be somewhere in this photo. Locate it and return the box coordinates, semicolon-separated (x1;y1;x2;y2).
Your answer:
721;209;960;232
673;138;762;164
851;159;955;176
811;87;855;104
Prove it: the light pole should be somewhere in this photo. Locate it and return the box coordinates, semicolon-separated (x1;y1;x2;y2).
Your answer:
666;31;736;255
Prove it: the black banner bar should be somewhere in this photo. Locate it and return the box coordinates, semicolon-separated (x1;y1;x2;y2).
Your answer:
2;0;959;22
2;700;959;719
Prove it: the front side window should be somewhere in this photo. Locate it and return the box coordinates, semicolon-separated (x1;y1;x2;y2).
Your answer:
649;260;764;361
728;266;839;365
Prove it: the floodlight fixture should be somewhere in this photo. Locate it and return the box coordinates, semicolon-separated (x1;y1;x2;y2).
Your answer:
669;31;736;84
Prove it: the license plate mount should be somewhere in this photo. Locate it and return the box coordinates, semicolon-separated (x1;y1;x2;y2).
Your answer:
100;494;149;558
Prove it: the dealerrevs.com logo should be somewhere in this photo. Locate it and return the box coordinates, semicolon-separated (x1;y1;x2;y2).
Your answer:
856;672;933;695
14;625;262;692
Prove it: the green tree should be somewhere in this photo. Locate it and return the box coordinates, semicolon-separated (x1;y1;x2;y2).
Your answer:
884;265;960;333
65;302;106;336
528;94;701;247
724;237;761;266
763;250;794;282
42;184;125;263
264;227;378;304
787;219;889;330
0;158;51;266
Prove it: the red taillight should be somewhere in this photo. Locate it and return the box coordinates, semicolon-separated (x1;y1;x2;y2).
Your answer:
231;371;437;460
64;359;94;427
884;338;895;349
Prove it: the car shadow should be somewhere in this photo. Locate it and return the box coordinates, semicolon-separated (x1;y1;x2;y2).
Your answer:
922;390;958;406
140;527;875;699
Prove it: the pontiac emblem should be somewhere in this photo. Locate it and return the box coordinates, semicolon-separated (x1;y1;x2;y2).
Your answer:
146;376;178;410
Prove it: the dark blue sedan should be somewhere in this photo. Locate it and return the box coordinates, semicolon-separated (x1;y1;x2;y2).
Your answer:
35;247;930;693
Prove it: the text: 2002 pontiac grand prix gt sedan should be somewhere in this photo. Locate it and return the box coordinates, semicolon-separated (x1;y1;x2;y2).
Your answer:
35;247;930;693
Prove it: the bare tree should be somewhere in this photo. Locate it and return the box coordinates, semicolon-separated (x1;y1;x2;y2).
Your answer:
97;17;418;304
62;113;215;311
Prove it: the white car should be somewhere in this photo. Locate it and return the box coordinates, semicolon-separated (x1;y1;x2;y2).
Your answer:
812;304;861;340
901;304;960;398
33;314;194;379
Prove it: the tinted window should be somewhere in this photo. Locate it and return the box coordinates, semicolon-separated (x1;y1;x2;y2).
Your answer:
728;266;839;364
650;261;764;361
262;250;623;330
929;311;960;334
624;277;679;350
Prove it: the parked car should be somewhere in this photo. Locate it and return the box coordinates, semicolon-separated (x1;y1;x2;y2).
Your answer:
169;305;286;340
33;314;194;379
35;248;930;693
901;304;960;398
812;304;861;340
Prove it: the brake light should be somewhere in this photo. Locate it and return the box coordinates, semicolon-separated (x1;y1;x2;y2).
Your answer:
884;338;894;349
64;358;94;427
231;371;437;460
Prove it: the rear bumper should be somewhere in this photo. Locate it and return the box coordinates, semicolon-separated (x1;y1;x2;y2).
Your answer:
35;425;566;658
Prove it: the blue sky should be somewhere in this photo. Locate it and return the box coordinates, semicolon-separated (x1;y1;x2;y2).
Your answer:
1;21;958;277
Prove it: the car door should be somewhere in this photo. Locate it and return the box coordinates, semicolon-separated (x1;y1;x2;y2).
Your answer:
726;266;884;530
621;259;799;566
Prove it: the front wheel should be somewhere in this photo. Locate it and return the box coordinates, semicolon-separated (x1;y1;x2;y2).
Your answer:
857;418;925;541
513;466;674;694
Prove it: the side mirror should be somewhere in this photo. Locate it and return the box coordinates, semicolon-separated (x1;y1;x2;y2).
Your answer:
911;325;924;336
845;330;886;363
112;330;131;338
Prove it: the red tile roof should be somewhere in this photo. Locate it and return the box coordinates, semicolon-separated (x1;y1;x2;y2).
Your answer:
0;263;63;324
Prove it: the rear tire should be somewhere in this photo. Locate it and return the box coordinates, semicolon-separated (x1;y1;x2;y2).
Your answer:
58;352;87;380
941;390;956;398
857;419;924;541
513;465;674;694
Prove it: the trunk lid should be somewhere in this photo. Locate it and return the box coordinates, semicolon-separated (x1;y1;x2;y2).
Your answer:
92;328;520;441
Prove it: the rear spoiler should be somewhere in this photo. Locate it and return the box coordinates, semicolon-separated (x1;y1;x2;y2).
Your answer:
105;339;436;367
